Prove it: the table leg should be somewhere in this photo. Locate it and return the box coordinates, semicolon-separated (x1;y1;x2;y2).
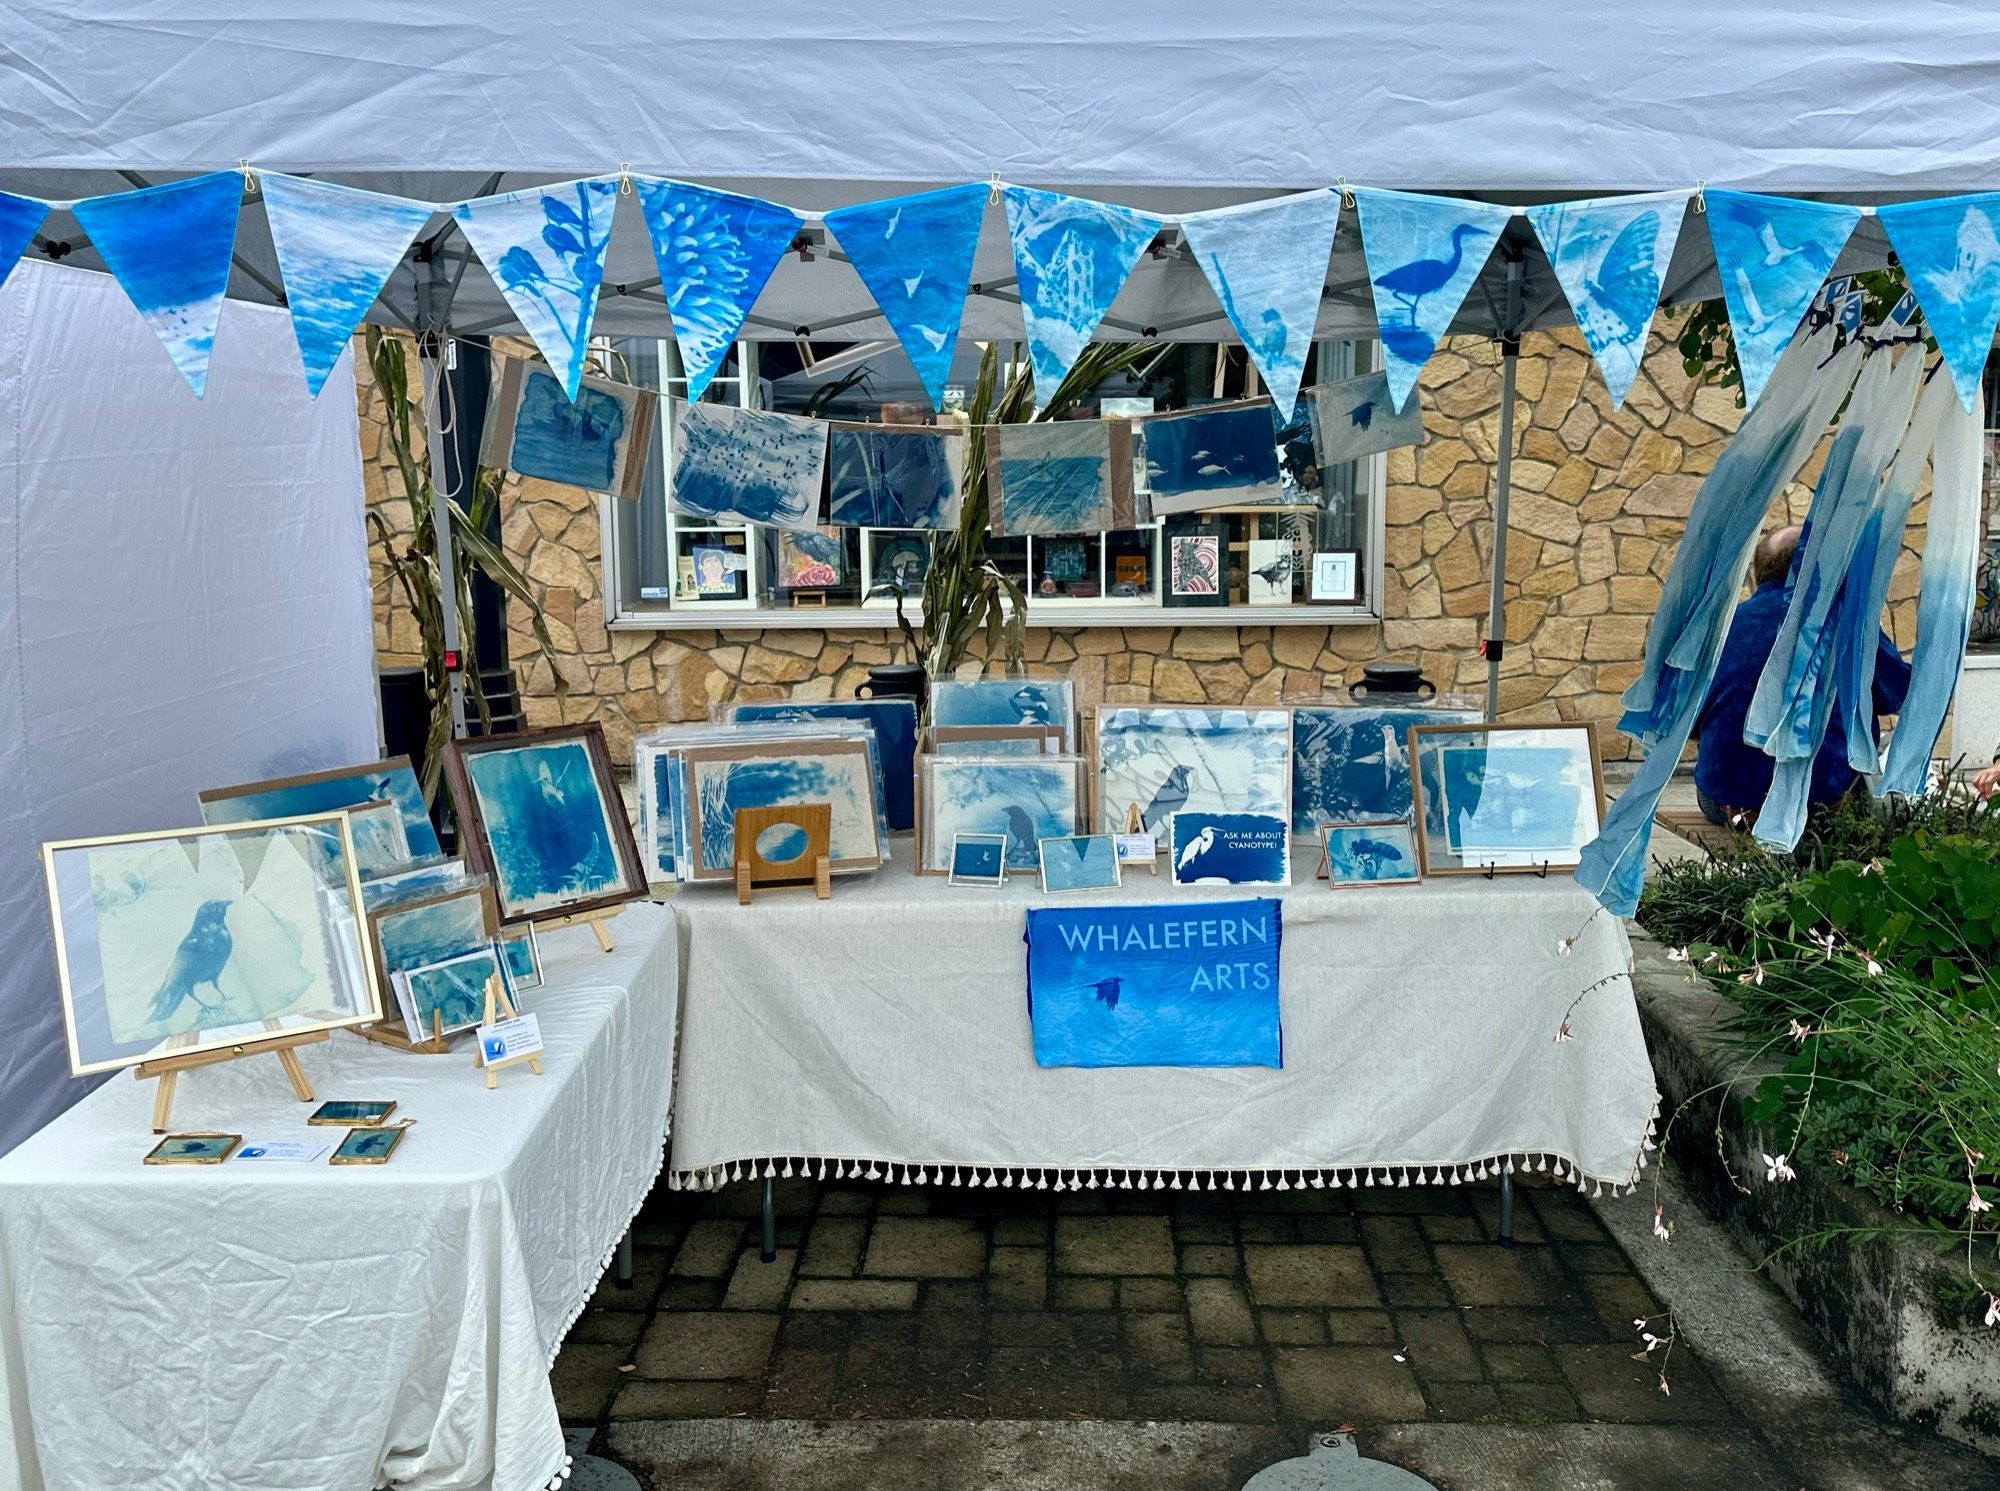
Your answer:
760;1176;776;1263
1497;1166;1515;1246
615;1230;634;1288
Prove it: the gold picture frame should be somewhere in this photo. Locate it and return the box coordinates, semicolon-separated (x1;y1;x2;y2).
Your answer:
1407;721;1607;877
143;1132;242;1165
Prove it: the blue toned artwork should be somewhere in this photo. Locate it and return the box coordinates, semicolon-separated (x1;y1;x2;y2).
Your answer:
345;801;412;880
150;1135;238;1163
994;421;1125;535
1322;822;1421;885
1419;737;1600;867
373;887;492;976
1180;191;1341;421
931;678;1075;749
824;184;988;411
1878;193;2000;413
825;425;964;529
0;191;49;293
462;738;632;917
1351;187;1514;414
669;400;828;532
635;177;803;402
1290;705;1481;833
1170;812;1291;887
361;857;466;910
1141;402;1284;515
498;928;542;992
72;172;244;396
873;535;931;596
1002;186;1162;404
1272;397;1323;504
403;949;498;1038
333;1127;403;1162
453;178;618;400
1039;834;1121;893
949;834;1007;885
259;174;434;397
1525;195;1685;410
730;698;918;833
636;741;680;881
1312;370;1427;466
924;758;1080;871
1096;707;1292;846
686;745;884;876
492;360;647;496
1025;899;1282;1069
1705;190;1861;410
200;757;442;860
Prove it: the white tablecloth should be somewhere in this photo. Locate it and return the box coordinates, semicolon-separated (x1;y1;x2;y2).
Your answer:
0;903;677;1491
669;846;1656;1193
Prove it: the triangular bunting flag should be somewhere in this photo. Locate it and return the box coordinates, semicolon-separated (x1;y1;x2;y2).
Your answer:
0;191;49;292
1525;193;1687;409
453;177;619;399
1878;193;2000;413
1705;189;1860;409
261;174;434;396
73;172;243;397
1180;190;1340;420
1001;186;1161;405
634;178;803;403
1351;188;1514;412
824;184;986;412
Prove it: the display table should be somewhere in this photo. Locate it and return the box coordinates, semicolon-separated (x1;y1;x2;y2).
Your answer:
669;846;1656;1194
0;903;677;1491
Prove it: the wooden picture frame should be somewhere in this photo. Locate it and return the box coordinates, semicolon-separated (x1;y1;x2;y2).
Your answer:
926;723;1066;755
1407;721;1607;877
442;723;646;925
679;736;885;883
197;754;441;858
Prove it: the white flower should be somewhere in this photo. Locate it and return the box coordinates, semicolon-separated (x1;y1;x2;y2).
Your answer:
1970;1189;1993;1216
1553;1022;1573;1044
1736;963;1765;986
1763;1153;1796;1183
1641;1331;1661;1351
1984;1294;1999;1329
1557;937;1574;957
1666;946;1689;964
1652;1206;1672;1243
1865;958;1883;977
1788;1019;1813;1043
1633;1317;1648;1329
1809;930;1837;958
1658;1373;1672;1396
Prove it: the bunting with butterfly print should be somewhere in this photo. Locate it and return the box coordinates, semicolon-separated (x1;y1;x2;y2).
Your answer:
1525;193;1687;409
1704;190;1860;411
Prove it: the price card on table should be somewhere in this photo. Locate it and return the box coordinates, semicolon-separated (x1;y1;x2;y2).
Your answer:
477;1013;544;1067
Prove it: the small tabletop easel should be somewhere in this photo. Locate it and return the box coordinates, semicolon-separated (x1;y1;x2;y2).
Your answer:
137;1028;326;1133
734;803;832;905
475;971;542;1088
532;906;619;952
357;1008;452;1056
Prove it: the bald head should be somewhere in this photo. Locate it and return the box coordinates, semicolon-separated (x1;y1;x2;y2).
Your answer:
1753;525;1802;588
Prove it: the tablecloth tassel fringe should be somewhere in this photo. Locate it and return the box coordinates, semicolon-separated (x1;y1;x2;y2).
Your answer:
544;1451;574;1489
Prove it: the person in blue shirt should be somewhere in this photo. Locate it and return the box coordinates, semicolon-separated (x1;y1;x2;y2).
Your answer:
1694;525;1912;827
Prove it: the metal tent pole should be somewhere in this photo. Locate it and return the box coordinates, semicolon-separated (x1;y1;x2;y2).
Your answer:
1483;249;1526;724
416;271;468;739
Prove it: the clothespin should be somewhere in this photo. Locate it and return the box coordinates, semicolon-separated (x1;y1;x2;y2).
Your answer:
1336;177;1355;211
1692;180;1706;214
618;163;633;197
988;172;1003;205
239;159;257;195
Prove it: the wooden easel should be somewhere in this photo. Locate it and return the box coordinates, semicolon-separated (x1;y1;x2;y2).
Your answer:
533;906;618;952
475;971;542;1088
356;1007;452;1055
733;803;832;904
137;1028;326;1133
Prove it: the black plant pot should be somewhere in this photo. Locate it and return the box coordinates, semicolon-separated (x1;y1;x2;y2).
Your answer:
1349;660;1436;701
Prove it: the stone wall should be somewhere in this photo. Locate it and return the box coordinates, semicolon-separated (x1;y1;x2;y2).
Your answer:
360;327;1928;765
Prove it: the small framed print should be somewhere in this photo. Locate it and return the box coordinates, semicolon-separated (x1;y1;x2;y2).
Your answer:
1164;520;1228;608
330;1125;407;1165
1317;820;1423;887
497;924;543;993
1038;834;1122;893
143;1132;241;1165
308;1100;396;1127
948;833;1008;888
1309;549;1362;605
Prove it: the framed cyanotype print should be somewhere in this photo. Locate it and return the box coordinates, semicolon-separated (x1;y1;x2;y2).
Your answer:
143;1133;242;1165
1409;722;1606;875
360;855;468;910
343;799;413;880
988;419;1135;537
399;946;501;1041
366;879;499;999
480;355;658;502
921;756;1083;873
667;399;828;532
199;755;441;860
927;723;1065;759
930;677;1076;752
443;723;646;923
1038;834;1122;893
1290;703;1484;833
948;833;1008;888
42;814;381;1077
1169;811;1292;886
1096;706;1293;847
308;1100;396;1127
497;924;543;993
1318;821;1423;887
680;738;885;882
330;1125;406;1165
730;698;919;833
1138;399;1284;514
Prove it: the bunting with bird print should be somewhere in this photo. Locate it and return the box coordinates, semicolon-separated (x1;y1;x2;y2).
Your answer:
1877;192;2000;413
1703;189;1860;410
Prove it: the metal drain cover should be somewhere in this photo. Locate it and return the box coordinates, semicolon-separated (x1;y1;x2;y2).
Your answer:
1243;1434;1438;1491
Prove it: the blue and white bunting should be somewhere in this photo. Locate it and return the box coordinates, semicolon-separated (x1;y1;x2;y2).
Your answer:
1351;188;1513;413
1002;187;1161;405
635;178;803;404
1179;191;1340;420
1525;193;1686;409
824;184;986;412
0;190;48;292
1705;189;1860;410
454;177;618;400
261;175;434;396
1877;193;2000;412
73;173;243;397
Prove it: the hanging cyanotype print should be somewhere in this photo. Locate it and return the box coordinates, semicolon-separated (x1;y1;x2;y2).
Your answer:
1002;187;1160;406
1704;190;1859;410
667;400;828;531
0;190;48;292
1180;191;1341;420
260;174;434;396
635;178;803;403
1351;188;1513;414
824;184;986;412
1525;193;1686;409
453;178;618;400
1877;193;2000;413
73;172;243;397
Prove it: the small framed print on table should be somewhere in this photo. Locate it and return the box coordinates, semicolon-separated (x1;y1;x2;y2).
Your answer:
1308;549;1362;605
1038;834;1121;893
1163;520;1229;608
948;833;1008;888
1316;820;1423;887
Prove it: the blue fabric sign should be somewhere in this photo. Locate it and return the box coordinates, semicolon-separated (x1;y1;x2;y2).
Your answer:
261;174;434;396
1352;188;1513;414
1002;186;1161;406
1878;193;2000;413
1704;190;1859;410
1525;193;1686;410
824;184;987;412
1026;899;1282;1069
1180;191;1341;420
635;177;802;403
454;178;618;400
73;172;243;397
0;191;48;292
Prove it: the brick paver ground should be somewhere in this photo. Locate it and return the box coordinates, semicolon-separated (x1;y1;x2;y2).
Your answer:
552;1172;1743;1437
